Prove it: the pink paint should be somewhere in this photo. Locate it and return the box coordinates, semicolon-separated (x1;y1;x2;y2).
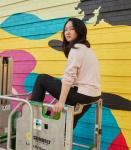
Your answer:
0;50;36;108
0;50;56;110
0;50;36;93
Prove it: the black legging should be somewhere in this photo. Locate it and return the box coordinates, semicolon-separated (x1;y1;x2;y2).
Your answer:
31;74;100;128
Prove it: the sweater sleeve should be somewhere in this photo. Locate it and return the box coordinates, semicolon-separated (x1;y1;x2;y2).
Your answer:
62;47;82;86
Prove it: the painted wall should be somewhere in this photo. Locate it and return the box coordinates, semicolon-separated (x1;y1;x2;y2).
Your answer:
0;0;131;149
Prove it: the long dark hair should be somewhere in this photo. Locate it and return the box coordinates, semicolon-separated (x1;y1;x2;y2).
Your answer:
62;18;90;58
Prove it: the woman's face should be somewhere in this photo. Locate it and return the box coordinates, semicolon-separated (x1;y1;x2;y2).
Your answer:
64;21;78;42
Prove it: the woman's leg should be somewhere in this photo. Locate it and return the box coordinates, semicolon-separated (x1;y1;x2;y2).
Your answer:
66;87;100;128
66;86;100;105
31;74;62;102
73;104;91;128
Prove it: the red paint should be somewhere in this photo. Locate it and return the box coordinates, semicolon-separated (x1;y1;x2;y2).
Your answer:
109;132;129;150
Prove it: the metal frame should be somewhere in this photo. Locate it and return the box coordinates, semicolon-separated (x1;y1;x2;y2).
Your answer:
0;57;12;105
73;98;103;150
0;97;102;150
0;57;3;95
0;57;13;150
0;95;74;150
94;98;103;150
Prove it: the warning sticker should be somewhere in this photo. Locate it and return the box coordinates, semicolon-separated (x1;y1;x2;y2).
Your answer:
34;118;42;130
25;132;30;141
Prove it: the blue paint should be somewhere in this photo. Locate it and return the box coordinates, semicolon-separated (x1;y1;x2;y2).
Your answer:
73;106;120;150
0;13;68;39
24;73;38;92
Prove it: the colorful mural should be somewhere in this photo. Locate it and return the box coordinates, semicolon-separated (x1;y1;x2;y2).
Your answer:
0;0;131;149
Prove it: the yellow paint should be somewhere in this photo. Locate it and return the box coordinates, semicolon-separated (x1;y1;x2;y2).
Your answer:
101;76;131;96
111;110;131;148
93;46;131;59
87;24;131;44
34;61;66;74
0;0;83;23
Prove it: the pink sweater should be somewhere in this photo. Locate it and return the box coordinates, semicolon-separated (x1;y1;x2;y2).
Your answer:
62;43;101;97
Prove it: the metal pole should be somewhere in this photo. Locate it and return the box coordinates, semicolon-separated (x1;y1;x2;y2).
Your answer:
0;95;33;150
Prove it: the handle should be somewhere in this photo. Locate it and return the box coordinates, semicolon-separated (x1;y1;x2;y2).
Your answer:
43;102;69;111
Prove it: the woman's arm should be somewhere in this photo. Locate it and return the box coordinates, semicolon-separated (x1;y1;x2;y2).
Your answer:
53;82;71;112
53;46;82;112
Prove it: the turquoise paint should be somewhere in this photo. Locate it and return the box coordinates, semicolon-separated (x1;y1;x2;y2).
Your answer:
0;13;68;39
24;73;38;92
73;106;120;150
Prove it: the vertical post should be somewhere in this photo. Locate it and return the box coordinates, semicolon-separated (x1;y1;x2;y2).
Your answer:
0;57;13;149
0;57;3;96
6;58;13;96
2;58;8;95
94;99;103;150
65;106;74;150
0;57;12;105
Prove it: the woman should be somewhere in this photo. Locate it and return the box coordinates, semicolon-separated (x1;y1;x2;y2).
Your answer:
31;18;101;128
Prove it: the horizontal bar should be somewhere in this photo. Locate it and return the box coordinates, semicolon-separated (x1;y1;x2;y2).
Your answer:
0;95;30;103
3;91;50;97
2;91;32;97
43;103;68;111
73;142;91;148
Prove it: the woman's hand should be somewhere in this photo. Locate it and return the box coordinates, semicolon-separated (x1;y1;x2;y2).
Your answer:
53;101;65;112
